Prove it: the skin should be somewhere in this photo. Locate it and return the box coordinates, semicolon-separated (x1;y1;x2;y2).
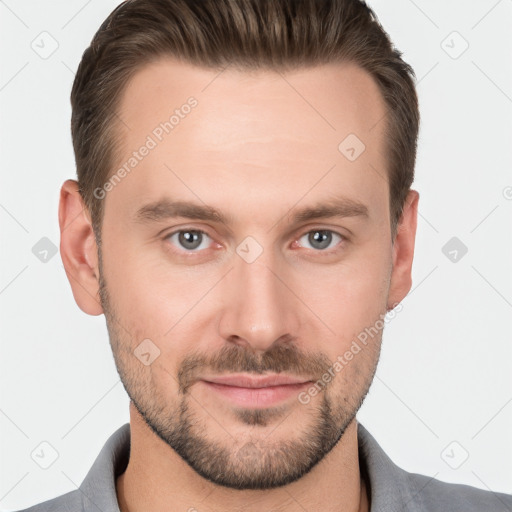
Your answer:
59;58;419;512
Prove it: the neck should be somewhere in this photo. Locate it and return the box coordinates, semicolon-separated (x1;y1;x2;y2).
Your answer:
116;404;368;512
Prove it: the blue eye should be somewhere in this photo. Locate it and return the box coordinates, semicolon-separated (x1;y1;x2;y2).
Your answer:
298;230;344;251
164;228;345;256
166;230;212;251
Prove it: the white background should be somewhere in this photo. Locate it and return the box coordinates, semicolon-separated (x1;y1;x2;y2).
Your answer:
1;0;511;509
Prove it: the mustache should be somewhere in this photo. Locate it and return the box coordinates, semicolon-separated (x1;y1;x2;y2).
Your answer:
177;340;333;394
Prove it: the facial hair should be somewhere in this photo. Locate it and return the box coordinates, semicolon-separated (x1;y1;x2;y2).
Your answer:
97;248;382;490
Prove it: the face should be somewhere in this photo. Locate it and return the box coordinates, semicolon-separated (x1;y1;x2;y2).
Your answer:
78;58;416;490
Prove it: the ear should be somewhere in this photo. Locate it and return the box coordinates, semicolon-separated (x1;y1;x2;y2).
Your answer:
387;189;419;310
59;179;104;316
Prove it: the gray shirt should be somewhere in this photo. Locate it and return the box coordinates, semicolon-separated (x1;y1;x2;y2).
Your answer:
13;422;512;511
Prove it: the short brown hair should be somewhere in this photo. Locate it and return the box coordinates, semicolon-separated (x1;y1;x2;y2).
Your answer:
71;0;419;242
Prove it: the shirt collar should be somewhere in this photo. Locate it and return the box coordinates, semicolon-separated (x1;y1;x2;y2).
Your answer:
80;423;129;512
79;421;420;512
357;422;422;511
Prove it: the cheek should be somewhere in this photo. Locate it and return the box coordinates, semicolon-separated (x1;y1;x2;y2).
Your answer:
100;229;182;316
303;243;391;333
100;236;222;369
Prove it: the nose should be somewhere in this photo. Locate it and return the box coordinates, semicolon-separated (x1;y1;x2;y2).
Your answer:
217;244;302;353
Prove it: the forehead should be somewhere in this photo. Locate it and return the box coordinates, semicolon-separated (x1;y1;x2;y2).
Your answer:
108;57;389;226
118;57;386;146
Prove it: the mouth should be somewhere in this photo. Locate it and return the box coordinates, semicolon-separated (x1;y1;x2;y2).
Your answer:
199;373;313;408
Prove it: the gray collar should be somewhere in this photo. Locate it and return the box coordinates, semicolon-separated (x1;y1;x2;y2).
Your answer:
357;422;422;511
79;423;129;512
79;421;421;512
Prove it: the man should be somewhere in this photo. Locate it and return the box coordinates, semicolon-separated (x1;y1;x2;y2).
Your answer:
15;0;512;511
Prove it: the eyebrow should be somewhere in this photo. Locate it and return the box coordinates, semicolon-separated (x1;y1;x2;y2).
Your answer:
133;196;369;226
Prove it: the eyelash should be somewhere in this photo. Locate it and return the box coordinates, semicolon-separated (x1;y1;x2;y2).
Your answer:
163;228;347;256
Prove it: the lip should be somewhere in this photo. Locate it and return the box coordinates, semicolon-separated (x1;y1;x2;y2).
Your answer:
200;374;312;408
202;373;311;388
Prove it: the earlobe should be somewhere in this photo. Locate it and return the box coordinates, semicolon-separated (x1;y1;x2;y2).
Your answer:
59;179;104;316
387;189;419;310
